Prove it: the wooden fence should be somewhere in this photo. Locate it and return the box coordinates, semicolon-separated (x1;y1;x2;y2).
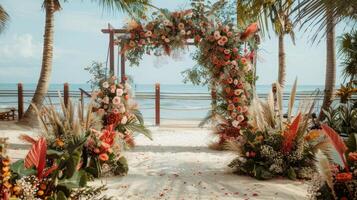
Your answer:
0;83;355;125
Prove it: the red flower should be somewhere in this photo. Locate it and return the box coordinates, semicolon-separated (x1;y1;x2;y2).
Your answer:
233;97;240;103
348;152;357;161
335;172;352;182
99;153;109;161
100;125;116;146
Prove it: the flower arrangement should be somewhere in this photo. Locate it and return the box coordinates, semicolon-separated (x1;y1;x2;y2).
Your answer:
228;82;323;180
92;75;152;148
307;125;357;200
1;135;110;200
120;1;258;148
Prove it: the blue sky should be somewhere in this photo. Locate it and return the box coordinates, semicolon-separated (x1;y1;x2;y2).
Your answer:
0;0;349;85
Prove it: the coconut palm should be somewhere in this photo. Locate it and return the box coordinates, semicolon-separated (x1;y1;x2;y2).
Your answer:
0;4;9;33
21;0;152;124
293;0;357;120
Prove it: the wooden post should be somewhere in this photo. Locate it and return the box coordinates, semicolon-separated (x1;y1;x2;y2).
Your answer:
155;83;160;126
64;83;69;108
17;83;23;120
120;42;126;84
109;30;115;76
211;83;217;118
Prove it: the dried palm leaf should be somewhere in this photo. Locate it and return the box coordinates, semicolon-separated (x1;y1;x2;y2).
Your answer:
316;151;336;198
287;78;297;122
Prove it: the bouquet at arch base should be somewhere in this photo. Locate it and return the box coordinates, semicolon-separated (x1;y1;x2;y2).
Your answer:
227;82;324;180
92;75;152;149
307;124;357;200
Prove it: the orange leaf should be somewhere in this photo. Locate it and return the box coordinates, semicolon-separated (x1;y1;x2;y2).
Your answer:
282;113;302;153
24;137;47;178
321;124;349;171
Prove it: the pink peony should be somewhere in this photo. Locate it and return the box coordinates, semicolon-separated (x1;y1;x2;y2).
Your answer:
112;96;121;105
217;39;225;46
213;31;221;40
116;88;124;96
237;115;245;122
234;89;243;96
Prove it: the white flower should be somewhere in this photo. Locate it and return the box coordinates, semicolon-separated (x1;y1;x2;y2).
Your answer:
121;116;128;124
116;88;124;96
233;79;238;85
180;30;186;35
102;81;109;88
112;96;121;105
232;120;240;127
103;96;109;104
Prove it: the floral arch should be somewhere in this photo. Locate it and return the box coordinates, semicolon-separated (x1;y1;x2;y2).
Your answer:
114;4;259;145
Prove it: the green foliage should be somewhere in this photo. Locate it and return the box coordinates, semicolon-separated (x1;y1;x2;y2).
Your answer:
85;61;107;90
0;4;9;33
323;103;357;136
10;160;36;178
338;29;357;83
113;156;129;176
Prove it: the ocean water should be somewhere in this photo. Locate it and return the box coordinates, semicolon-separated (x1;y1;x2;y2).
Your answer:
0;83;325;123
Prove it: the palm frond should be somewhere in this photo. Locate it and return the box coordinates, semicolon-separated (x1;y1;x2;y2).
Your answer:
0;4;9;33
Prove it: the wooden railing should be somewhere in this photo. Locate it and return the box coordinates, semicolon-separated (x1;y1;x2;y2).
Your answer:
1;83;356;125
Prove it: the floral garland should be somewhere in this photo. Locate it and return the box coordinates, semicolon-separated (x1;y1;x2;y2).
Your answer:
121;4;257;145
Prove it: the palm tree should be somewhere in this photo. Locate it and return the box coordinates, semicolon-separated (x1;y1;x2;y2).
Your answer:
272;1;295;88
0;4;9;33
21;0;151;124
338;30;357;83
293;0;357;119
236;0;295;88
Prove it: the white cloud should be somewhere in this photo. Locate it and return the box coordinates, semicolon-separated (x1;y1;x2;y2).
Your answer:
0;34;42;59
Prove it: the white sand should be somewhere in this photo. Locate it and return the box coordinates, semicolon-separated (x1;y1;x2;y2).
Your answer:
1;122;308;200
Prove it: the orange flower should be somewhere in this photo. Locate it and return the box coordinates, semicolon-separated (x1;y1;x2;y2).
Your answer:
304;130;321;141
99;153;109;161
348;152;357;161
335;172;352;182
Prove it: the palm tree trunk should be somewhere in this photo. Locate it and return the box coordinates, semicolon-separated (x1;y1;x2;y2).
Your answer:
20;0;55;124
278;34;286;87
319;8;336;120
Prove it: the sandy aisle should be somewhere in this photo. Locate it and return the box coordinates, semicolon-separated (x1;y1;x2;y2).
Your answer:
92;127;308;200
1;123;308;200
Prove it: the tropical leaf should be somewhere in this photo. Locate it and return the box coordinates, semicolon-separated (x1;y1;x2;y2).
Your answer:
125;121;152;140
321;124;349;171
10;160;36;177
24;137;47;178
282;113;302;154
